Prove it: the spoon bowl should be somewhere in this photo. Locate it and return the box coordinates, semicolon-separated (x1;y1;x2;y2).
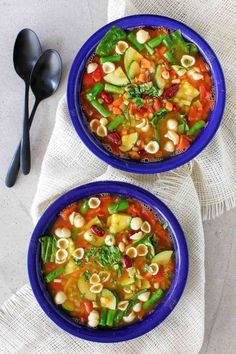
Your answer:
30;49;62;102
13;28;42;82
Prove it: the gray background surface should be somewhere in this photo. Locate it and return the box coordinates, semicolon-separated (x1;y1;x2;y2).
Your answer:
0;1;235;353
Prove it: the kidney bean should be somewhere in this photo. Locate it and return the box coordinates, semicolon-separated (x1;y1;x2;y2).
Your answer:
128;230;138;238
90;224;105;237
137;149;146;156
122;255;132;268
162;84;179;99
107;132;121;145
101;90;113;104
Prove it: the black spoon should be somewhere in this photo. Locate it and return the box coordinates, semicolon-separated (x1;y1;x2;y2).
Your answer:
5;49;62;187
13;29;42;175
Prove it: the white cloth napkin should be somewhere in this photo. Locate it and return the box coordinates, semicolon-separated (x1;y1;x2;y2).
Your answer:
0;0;235;353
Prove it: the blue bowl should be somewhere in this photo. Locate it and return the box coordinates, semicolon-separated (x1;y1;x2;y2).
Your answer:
67;15;225;174
28;181;188;342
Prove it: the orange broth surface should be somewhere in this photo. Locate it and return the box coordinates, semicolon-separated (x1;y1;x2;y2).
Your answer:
40;194;175;328
80;26;214;161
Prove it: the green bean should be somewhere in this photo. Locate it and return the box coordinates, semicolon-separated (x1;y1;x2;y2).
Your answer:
114;289;148;323
88;99;110;118
107;115;125;131
147;34;166;49
106;309;116;327
127;32;144;52
80;200;89;215
108;198;129;214
143;289;164;310
187;120;205;136
187;43;198;54
170;30;188;52
96;26;126;56
39;237;47;262
45;267;64;283
99;308;107;326
144;43;154;55
44;237;53;263
104;83;125;94
163;50;175;63
100;55;121;64
162;35;173;49
50;238;57;262
86;83;104;102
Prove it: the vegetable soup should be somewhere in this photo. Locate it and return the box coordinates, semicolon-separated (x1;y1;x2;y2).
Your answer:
39;194;175;328
80;26;214;160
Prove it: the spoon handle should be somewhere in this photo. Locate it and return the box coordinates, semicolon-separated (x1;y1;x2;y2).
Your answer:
5;100;39;187
20;83;31;174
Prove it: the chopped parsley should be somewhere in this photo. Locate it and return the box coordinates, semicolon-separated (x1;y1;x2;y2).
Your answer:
84;245;122;268
127;82;160;99
73;257;82;266
83;270;90;282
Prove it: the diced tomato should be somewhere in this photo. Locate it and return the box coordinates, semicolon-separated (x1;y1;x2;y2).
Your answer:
82;73;94;86
52;217;72;231
81;299;93;314
176;135;191;151
127;202;142;217
43;262;59;274
143;271;152;279
48;280;64;293
60;204;77;220
153;267;165;283
140;208;157;228
92;66;102;82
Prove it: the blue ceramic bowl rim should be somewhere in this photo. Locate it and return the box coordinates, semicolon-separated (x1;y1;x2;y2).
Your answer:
28;181;189;343
67;14;226;174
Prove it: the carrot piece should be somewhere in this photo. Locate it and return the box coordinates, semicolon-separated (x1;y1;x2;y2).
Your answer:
137;73;146;83
165;101;173;111
113;107;122;115
112;97;123;107
140;58;152;69
128;103;136;115
143;272;152;279
176;135;191;151
153;98;161;111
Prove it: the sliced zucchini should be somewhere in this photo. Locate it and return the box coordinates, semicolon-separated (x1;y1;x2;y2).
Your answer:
100;289;117;310
128;60;140;81
124;47;143;72
64;260;78;275
119;132;138;152
154;65;166;89
174;81;199;105
104;66;129;86
107;213;131;233
84;216;102;230
152;250;173;266
118;273;135;287
77;276;96;301
141;279;151;289
172;65;186;77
